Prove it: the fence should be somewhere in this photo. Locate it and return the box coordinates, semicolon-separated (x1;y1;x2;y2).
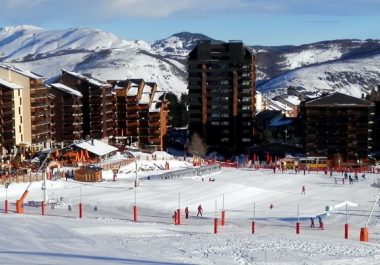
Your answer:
141;164;221;181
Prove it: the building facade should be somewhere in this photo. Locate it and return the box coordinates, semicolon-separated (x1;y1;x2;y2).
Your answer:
49;83;83;144
57;70;115;140
187;41;256;154
368;85;380;153
0;64;51;157
301;92;374;161
111;79;168;151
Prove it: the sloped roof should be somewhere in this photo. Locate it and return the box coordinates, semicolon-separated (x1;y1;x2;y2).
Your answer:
0;63;45;80
50;83;83;97
62;69;111;87
306;92;372;107
75;139;118;157
0;78;23;89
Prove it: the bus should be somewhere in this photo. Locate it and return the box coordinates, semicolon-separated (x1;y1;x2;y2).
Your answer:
298;156;329;170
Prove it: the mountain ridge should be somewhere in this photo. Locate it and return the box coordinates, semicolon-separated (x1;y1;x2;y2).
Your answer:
0;25;379;97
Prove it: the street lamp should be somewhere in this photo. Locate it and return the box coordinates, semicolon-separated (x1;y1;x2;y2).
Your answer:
128;151;139;187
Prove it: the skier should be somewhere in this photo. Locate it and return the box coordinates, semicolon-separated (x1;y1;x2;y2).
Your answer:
172;211;177;224
197;204;203;217
185;206;189;219
302;185;306;195
269;203;274;210
317;215;323;229
310;217;315;228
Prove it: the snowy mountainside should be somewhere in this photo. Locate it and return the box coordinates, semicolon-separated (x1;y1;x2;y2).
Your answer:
0;26;188;94
258;54;380;98
1;25;380;97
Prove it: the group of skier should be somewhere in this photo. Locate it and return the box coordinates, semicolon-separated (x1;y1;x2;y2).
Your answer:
172;204;203;222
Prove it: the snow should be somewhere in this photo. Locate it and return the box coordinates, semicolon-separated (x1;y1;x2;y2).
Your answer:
50;83;83;97
258;54;380;98
74;139;118;157
282;47;343;70
0;77;23;89
1;154;380;264
0;26;188;96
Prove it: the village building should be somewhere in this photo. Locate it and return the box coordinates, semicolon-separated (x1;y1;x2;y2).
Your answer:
187;41;256;154
55;69;115;141
301;92;374;161
110;79;169;152
0;64;52;159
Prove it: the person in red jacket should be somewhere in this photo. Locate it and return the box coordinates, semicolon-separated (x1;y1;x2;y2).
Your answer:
185;207;189;219
197;204;203;217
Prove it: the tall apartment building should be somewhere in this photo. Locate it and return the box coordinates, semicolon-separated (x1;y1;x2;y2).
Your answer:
187;41;256;154
0;64;51;156
49;83;83;143
111;79;168;151
301;92;374;160
56;70;115;140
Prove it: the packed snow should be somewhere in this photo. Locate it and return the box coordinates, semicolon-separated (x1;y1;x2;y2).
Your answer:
1;155;380;264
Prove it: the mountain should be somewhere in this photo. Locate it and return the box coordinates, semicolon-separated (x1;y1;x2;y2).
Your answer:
252;39;380;97
0;25;188;94
1;25;380;98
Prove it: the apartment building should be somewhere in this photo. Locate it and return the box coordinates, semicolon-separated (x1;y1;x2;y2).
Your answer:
49;83;83;143
111;79;168;151
187;41;256;154
57;70;115;140
301;92;374;160
0;64;51;157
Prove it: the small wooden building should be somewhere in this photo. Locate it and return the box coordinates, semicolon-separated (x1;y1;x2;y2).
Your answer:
74;166;102;182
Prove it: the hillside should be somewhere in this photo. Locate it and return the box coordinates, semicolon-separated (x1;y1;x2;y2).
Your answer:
1;25;380;97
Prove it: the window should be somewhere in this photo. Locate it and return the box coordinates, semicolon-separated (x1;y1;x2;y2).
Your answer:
221;80;229;85
242;80;250;86
20;98;22;105
20;116;22;123
19;125;22;133
19;107;21;114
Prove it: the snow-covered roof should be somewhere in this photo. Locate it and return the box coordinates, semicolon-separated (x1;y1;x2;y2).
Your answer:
149;102;162;113
269;100;293;111
0;63;45;80
62;69;111;87
0;78;23;89
50;83;83;97
75;139;118;157
138;84;152;104
283;95;301;106
127;85;139;96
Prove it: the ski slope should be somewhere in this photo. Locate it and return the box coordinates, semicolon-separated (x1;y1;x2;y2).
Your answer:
1;158;380;264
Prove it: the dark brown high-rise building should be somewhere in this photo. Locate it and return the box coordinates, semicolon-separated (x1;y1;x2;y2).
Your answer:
49;83;83;143
56;70;115;140
187;41;256;154
302;92;374;160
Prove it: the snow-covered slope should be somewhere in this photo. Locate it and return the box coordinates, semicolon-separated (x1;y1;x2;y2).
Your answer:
258;54;380;98
1;25;380;97
0;26;187;94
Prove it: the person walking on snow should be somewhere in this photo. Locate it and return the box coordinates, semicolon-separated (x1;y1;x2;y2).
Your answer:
185;207;189;219
310;217;315;227
302;185;306;195
197;204;203;217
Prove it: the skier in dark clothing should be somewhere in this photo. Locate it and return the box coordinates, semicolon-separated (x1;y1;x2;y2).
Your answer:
185;207;189;219
197;204;203;217
310;217;315;227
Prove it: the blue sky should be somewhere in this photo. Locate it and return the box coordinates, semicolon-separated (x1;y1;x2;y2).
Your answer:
0;0;379;45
